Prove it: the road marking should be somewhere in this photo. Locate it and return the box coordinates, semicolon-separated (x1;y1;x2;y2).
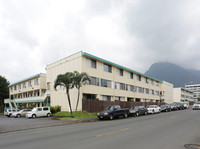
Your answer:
96;128;129;137
170;116;177;119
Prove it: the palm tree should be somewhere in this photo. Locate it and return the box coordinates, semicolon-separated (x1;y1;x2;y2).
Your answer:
73;71;91;117
54;72;74;118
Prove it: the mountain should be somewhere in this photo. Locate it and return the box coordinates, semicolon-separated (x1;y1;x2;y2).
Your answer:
145;62;200;87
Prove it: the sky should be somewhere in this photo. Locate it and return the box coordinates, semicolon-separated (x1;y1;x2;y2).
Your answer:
1;0;200;84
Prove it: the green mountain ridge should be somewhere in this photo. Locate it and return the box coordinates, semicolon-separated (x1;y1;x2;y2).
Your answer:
144;62;200;87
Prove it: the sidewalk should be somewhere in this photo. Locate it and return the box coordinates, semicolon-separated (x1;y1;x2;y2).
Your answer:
0;115;98;134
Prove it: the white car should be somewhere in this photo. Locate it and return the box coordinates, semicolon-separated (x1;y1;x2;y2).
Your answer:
180;102;189;109
4;109;20;117
193;102;200;110
26;107;51;118
12;109;32;118
147;105;161;114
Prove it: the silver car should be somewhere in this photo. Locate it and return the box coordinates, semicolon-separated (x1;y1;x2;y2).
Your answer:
193;102;200;110
12;109;32;118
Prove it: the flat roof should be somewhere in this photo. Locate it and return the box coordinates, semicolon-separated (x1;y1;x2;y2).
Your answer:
9;73;44;87
82;51;162;82
181;87;193;93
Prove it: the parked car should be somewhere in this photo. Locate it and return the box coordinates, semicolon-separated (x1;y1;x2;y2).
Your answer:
4;109;20;117
11;109;32;118
174;102;184;110
147;105;161;114
26;107;51;118
193;102;200;110
97;105;129;120
160;104;171;112
129;106;148;116
169;103;178;111
180;102;189;109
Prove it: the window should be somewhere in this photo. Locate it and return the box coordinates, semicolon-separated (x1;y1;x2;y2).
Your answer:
145;78;148;83
151;80;154;85
117;68;123;76
90;77;99;86
126;85;134;92
151;90;155;95
18;84;21;90
34;78;39;85
14;86;17;90
102;95;111;101
145;88;149;94
115;96;120;101
86;58;96;68
37;108;42;111
101;79;112;88
115;82;125;90
104;64;112;73
28;81;32;87
130;73;133;79
43;107;49;111
10;87;13;92
137;75;141;81
23;82;26;88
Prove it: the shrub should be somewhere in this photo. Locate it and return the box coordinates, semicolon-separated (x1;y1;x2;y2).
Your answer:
50;105;61;114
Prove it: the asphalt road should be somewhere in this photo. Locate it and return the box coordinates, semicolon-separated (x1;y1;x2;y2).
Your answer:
0;109;200;149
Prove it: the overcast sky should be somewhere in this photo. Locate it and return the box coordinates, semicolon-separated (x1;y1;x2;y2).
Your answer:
1;0;200;84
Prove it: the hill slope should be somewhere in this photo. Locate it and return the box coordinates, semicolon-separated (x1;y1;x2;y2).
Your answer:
145;62;200;87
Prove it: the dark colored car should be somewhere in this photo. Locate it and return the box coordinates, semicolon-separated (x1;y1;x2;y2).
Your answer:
174;102;184;110
169;103;178;111
129;106;148;116
160;104;171;112
97;105;129;120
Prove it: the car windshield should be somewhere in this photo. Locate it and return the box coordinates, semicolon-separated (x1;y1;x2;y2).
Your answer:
19;110;23;112
161;105;166;108
147;105;154;108
131;106;139;110
195;102;200;105
104;106;113;111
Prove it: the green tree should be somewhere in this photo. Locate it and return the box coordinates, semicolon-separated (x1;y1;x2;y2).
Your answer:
73;71;91;117
0;75;9;106
54;72;74;117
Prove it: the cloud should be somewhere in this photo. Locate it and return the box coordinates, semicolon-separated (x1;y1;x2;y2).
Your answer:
0;0;200;83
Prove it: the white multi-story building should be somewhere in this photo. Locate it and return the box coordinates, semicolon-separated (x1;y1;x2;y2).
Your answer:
185;84;200;102
4;73;50;109
46;51;164;111
173;87;193;102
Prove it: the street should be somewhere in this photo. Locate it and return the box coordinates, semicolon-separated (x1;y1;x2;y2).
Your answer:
0;109;200;149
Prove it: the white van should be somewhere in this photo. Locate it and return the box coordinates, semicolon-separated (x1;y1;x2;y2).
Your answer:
26;107;51;118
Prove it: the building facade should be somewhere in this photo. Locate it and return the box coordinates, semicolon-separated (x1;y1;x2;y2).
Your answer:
46;51;163;111
161;81;174;103
4;73;50;109
173;87;193;102
185;84;200;102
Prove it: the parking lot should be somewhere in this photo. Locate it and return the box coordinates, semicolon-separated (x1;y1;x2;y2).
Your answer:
0;115;79;133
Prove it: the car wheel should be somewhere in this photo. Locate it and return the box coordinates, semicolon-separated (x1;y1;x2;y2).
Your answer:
17;114;21;118
32;114;36;118
135;112;139;117
47;113;51;117
124;112;128;118
152;110;155;114
109;114;113;120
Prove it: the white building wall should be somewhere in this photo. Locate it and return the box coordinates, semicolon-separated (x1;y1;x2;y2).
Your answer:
161;81;173;103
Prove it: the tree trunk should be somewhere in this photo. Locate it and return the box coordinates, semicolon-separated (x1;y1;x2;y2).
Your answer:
66;88;73;118
74;88;80;118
